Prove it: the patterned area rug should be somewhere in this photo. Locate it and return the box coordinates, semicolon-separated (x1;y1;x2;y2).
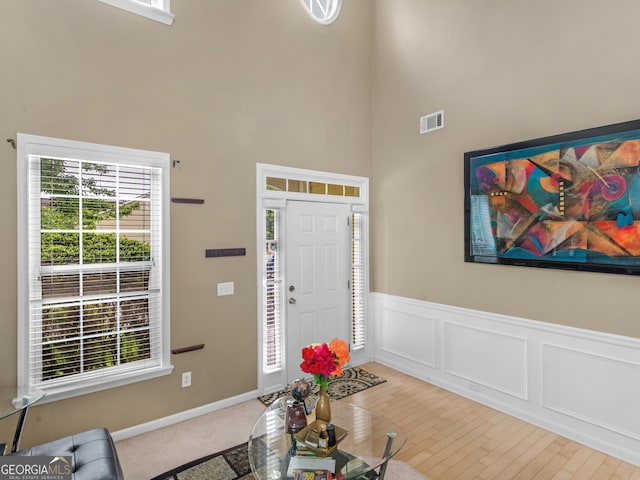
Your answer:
150;442;430;480
150;443;252;480
256;366;386;407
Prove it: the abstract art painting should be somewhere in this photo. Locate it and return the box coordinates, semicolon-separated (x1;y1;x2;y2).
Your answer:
464;119;640;275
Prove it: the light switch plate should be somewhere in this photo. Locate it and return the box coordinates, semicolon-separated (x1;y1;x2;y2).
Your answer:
217;281;234;296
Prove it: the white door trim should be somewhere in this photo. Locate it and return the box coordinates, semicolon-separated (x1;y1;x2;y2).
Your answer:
256;163;371;395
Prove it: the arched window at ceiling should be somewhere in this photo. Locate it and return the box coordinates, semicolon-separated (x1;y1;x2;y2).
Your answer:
301;0;342;25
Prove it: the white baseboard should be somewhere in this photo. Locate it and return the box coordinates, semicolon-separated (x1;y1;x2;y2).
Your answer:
111;389;260;441
371;292;640;467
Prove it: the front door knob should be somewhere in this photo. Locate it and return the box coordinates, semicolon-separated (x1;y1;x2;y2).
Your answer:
289;298;296;305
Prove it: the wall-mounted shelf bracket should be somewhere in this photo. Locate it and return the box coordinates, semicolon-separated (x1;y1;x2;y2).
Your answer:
205;248;246;258
171;198;204;204
171;344;205;355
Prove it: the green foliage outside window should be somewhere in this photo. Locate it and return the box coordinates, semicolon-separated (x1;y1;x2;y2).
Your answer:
40;158;152;381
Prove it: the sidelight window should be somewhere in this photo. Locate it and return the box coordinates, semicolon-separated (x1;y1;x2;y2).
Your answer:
264;209;283;372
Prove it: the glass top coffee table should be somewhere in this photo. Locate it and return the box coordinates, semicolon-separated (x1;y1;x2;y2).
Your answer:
248;397;407;480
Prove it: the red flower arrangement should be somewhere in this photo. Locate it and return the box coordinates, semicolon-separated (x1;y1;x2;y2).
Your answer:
300;338;350;389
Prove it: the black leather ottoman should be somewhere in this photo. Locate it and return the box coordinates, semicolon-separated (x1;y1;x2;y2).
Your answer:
10;427;124;480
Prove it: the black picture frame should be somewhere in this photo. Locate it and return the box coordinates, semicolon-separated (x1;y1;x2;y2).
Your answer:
464;119;640;275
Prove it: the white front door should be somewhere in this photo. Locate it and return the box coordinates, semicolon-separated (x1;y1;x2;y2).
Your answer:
285;200;351;383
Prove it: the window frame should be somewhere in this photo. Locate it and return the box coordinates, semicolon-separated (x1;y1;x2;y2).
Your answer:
97;0;175;26
17;134;173;403
300;0;343;26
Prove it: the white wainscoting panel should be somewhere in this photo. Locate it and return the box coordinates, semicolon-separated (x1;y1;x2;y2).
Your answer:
371;292;640;467
378;308;436;368
542;343;640;441
444;323;528;399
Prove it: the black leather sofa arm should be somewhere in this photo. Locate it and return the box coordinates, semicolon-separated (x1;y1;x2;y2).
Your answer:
10;427;124;480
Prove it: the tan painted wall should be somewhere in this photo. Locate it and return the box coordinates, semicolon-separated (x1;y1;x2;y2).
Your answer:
6;0;640;450
371;0;640;338
0;1;372;447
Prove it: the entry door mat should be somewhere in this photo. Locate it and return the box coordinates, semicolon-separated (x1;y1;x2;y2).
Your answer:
256;366;386;407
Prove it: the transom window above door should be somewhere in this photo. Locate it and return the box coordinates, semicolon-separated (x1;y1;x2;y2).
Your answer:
266;176;360;198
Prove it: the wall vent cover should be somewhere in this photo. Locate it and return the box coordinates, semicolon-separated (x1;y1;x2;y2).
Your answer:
420;110;444;134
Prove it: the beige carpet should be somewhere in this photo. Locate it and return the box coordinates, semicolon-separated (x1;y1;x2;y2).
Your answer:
116;401;265;480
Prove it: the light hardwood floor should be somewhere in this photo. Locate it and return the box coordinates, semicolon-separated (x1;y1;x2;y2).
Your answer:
351;363;640;480
117;362;640;479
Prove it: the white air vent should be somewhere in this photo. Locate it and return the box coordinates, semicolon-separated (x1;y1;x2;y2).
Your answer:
420;110;444;134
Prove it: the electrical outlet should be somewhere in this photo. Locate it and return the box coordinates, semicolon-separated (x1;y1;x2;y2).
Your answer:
182;371;191;388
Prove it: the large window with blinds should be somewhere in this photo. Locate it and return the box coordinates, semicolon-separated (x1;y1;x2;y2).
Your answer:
17;134;172;401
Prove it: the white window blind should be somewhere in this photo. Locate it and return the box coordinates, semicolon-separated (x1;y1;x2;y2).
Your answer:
351;213;365;349
18;134;172;400
264;209;283;371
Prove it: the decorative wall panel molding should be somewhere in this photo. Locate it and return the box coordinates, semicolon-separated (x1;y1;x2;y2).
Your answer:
378;309;436;368
371;292;640;467
443;322;528;400
542;343;640;441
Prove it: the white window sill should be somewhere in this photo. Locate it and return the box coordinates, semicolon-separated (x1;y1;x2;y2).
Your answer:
31;364;174;404
98;0;175;26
